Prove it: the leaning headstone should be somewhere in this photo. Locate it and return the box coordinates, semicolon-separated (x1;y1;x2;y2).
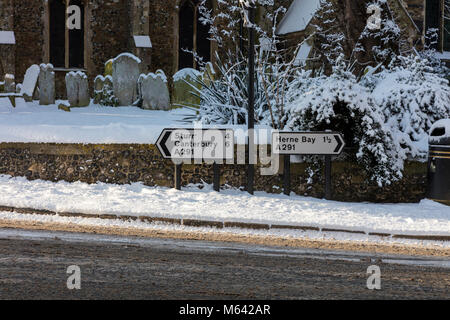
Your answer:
65;71;90;107
172;68;202;109
112;53;141;106
138;70;170;110
20;64;40;102
4;74;15;93
39;64;55;105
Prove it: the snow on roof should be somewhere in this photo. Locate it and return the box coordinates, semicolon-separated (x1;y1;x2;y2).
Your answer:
0;31;15;44
294;41;312;66
133;35;152;48
434;51;450;61
276;0;321;35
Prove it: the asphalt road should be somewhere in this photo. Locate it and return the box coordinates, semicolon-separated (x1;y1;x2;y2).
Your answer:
0;228;448;300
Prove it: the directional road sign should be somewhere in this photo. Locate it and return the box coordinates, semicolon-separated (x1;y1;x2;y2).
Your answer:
156;128;234;160
272;132;345;155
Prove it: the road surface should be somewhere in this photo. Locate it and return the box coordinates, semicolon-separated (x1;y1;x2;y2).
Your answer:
0;228;448;299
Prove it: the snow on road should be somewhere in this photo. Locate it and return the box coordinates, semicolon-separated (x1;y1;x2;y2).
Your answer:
0;175;448;235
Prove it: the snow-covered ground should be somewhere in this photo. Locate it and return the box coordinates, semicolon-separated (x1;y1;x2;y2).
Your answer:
0;100;271;144
0;175;448;236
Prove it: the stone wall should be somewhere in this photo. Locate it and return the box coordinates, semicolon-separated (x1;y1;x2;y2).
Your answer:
0;0;15;76
13;1;45;85
0;143;427;203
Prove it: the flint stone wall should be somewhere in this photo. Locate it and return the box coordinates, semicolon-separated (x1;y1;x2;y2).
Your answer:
0;143;427;203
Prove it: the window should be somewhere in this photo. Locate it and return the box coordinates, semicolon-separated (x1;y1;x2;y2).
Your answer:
49;0;85;68
178;0;212;70
425;0;450;52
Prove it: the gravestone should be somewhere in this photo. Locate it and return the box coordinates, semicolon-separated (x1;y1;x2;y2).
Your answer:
65;71;90;107
39;64;55;105
202;62;216;87
172;68;202;109
20;64;40;102
94;75;105;104
112;53;141;106
104;59;113;77
138;70;170;110
4;74;15;93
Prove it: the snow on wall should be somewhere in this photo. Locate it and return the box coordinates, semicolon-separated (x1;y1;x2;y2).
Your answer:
276;0;321;35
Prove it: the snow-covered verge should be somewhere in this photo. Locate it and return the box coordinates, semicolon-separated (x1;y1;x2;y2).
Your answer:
0;175;448;236
1;210;448;249
0;100;272;144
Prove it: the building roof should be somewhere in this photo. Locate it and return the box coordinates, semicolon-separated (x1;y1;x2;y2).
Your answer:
276;0;321;35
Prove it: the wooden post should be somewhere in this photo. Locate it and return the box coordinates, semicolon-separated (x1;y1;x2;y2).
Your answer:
213;162;220;192
324;155;332;200
174;163;182;190
283;155;291;196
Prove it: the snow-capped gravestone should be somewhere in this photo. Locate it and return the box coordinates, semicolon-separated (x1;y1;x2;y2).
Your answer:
137;70;170;110
94;75;116;106
94;75;105;104
112;53;141;106
65;71;90;107
172;68;202;108
4;74;15;93
20;64;40;102
39;64;55;105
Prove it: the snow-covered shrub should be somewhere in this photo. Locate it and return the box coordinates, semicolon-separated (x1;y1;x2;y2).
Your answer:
285;58;404;186
370;56;450;160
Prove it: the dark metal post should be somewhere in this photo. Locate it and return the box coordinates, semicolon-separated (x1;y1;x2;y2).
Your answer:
324;155;332;200
283;155;291;196
175;163;182;190
213;162;220;192
247;4;255;195
239;18;244;55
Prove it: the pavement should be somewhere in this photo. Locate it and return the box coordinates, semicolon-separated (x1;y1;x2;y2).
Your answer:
1;204;449;242
0;228;448;300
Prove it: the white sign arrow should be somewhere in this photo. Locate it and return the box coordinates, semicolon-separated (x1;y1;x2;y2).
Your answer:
272;132;345;155
156;128;234;160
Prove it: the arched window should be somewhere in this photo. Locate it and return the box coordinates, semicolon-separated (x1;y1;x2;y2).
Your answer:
178;0;211;70
50;0;66;67
69;0;84;68
49;0;85;69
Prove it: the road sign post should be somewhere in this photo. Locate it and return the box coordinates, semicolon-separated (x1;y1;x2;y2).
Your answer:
283;155;291;196
273;132;345;198
156;128;234;192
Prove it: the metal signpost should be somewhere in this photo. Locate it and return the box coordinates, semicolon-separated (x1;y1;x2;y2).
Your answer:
272;132;345;198
156;128;234;191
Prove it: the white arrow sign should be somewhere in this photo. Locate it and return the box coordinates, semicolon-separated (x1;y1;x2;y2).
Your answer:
156;128;234;160
272;132;345;155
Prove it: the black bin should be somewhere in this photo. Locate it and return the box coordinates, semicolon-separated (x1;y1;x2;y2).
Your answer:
427;120;450;203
